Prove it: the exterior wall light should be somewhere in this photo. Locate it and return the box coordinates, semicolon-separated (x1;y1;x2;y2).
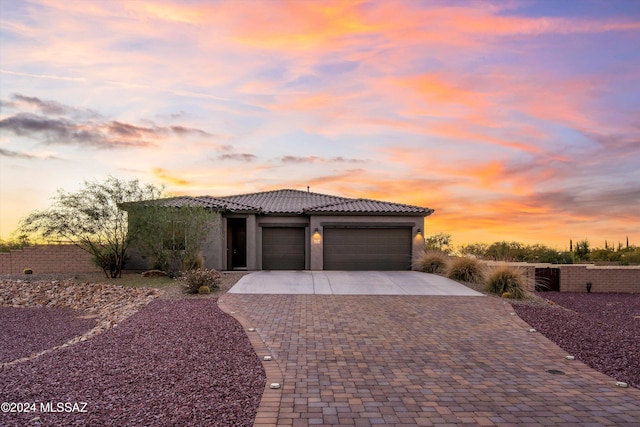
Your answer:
414;228;424;244
312;228;322;244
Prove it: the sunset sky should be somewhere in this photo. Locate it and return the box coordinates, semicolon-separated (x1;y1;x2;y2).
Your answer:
1;0;639;249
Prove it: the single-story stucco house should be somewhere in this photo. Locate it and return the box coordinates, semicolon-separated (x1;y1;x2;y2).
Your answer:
128;189;434;271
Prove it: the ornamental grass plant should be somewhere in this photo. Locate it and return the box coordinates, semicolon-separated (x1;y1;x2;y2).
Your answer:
413;250;449;274
446;256;485;284
485;266;530;299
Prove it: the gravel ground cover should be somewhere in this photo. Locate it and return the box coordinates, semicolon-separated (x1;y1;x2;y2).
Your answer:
513;292;640;389
0;307;96;363
3;272;637;425
0;298;266;426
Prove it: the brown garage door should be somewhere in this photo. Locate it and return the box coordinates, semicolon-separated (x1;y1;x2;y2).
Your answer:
262;227;305;270
323;227;412;270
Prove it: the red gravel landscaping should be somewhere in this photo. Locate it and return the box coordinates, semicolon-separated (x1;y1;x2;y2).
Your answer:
0;307;96;363
0;299;265;426
513;292;640;389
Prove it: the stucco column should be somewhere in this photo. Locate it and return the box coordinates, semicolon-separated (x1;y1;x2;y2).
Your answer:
411;224;425;270
309;217;323;270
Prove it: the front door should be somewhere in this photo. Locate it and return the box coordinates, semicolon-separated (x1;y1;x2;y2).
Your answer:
227;218;247;269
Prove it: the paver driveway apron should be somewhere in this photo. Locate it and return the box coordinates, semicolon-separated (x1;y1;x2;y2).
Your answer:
220;272;640;426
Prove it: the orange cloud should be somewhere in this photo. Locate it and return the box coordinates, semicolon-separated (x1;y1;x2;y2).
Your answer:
226;1;640;57
152;168;190;186
230;1;380;51
393;73;491;113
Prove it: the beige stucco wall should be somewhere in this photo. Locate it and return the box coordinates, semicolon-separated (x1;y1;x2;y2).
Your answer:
131;212;428;272
201;214;224;270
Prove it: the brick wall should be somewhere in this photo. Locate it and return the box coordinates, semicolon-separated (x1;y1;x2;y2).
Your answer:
484;261;640;293
0;245;101;275
559;265;640;293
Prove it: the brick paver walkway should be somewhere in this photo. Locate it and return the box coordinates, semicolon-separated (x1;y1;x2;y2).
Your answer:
219;295;640;426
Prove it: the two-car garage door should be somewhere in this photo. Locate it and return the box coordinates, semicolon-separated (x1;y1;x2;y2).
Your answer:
261;226;413;270
323;227;412;271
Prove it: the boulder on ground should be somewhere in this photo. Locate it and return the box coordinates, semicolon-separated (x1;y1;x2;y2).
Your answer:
141;270;168;278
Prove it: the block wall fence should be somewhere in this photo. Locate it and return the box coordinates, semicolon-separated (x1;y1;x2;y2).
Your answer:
559;265;640;293
0;245;101;275
485;261;640;293
1;247;638;292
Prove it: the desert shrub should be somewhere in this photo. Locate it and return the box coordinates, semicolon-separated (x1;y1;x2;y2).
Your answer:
423;233;454;255
151;251;170;272
486;266;528;300
198;285;211;295
620;247;640;264
414;250;448;274
0;237;31;253
182;252;204;271
446;257;485;283
181;268;222;294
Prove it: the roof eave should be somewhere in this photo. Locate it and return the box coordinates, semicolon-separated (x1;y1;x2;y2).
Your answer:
304;210;435;216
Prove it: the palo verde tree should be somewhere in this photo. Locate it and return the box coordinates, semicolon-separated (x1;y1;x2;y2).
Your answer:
18;176;163;278
125;202;218;273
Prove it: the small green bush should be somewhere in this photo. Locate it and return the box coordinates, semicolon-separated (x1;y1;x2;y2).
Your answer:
23;268;33;274
198;285;211;295
183;252;204;271
414;250;448;274
486;266;528;300
181;268;222;294
446;257;485;283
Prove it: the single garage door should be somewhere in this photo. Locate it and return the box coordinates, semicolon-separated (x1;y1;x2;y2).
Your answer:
323;227;412;270
262;227;305;270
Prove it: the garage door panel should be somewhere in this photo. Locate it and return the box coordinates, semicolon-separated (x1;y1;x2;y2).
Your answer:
323;228;411;270
262;227;305;270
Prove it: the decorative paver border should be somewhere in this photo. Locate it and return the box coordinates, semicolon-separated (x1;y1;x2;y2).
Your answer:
218;297;283;426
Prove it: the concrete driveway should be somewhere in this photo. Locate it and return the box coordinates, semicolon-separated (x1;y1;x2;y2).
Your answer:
228;270;483;296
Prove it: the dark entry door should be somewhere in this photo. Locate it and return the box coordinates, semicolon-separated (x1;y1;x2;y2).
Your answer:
227;218;247;269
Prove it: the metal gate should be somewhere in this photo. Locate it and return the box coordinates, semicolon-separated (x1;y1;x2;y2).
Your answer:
535;267;560;292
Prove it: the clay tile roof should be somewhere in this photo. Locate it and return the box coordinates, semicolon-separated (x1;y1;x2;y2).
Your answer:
133;189;433;216
197;196;258;212
152;196;226;209
217;189;351;214
306;198;434;215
